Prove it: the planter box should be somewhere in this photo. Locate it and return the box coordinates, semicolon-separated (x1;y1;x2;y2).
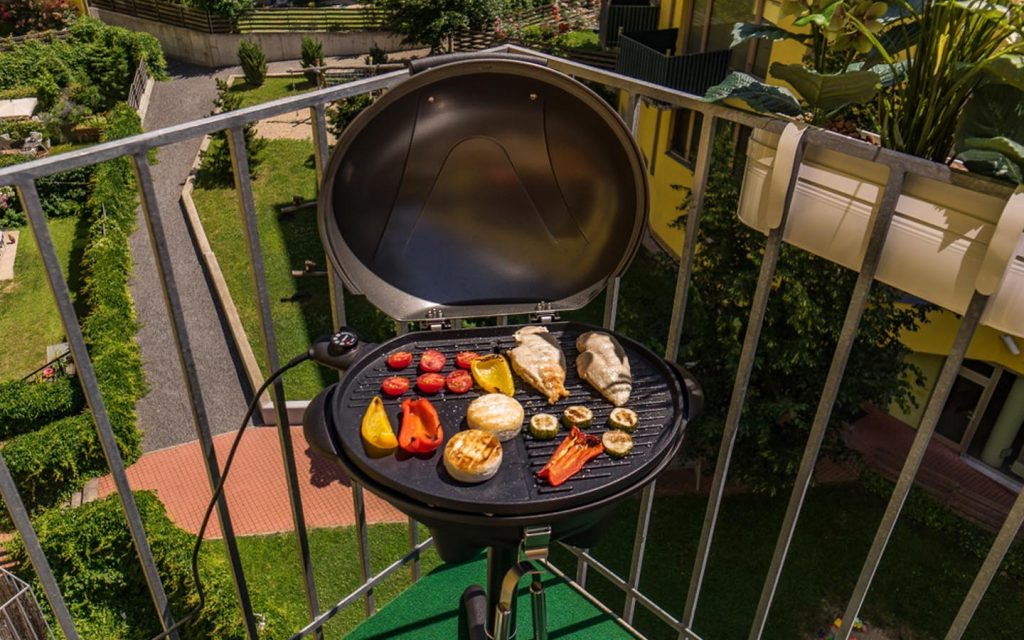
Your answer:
737;127;1024;338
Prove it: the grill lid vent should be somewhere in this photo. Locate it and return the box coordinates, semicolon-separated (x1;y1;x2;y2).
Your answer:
318;57;649;321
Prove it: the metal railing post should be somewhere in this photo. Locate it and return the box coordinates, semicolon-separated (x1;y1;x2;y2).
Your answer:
309;103;348;330
351;482;377;615
837;292;988;639
16;180;178;638
131;154;259;638
226;127;322;638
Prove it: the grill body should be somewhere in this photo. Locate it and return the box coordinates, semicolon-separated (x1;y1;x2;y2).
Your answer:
304;321;698;562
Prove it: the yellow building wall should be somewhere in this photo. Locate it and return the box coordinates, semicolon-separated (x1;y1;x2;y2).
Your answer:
901;308;1024;376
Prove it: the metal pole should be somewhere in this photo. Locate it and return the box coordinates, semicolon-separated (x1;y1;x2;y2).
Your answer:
622;482;656;623
351;482;377;615
310;104;348;335
0;455;78;639
664;115;716;363
409;518;421;582
131;154;259;638
747;169;906;639
679;131;802;632
16;179;178;638
226;127;322;637
836;292;988;639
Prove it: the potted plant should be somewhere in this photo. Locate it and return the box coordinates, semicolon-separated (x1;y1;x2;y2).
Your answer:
705;0;1024;337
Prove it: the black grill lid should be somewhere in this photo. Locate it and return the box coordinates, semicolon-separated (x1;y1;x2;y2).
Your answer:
317;56;649;321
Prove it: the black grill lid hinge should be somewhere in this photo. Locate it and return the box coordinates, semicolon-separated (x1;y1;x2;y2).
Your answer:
424;308;452;331
529;302;560;325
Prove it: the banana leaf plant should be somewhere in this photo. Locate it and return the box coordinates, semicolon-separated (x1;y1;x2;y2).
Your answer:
703;0;1024;184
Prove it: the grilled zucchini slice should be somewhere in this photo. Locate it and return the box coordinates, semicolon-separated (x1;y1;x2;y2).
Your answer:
607;407;639;433
529;413;560;440
602;430;634;458
562;405;594;429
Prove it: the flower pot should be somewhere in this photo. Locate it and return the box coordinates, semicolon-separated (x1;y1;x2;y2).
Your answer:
737;126;1024;338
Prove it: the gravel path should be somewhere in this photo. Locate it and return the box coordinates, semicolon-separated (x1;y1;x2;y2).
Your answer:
130;61;251;452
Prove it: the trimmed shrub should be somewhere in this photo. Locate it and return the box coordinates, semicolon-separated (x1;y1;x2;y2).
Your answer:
0;379;84;439
9;492;249;638
1;414;101;510
238;39;267;87
300;36;324;84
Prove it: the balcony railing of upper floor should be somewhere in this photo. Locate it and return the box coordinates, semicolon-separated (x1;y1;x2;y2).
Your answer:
616;29;732;97
0;44;1021;640
599;0;661;48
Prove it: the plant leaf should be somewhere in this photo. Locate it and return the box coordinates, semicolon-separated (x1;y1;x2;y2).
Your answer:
793;1;844;28
963;136;1024;166
702;72;804;117
984;54;1024;92
955;149;1024;184
865;21;921;63
769;63;880;113
730;21;807;48
849;60;908;87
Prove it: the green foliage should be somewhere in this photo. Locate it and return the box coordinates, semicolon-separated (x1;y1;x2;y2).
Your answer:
366;43;390;65
238;39;267;87
0;0;80;38
189;0;255;22
9;492;247;638
300;36;324;84
379;0;505;52
198;79;266;187
671;128;927;494
769;61;881;114
861;471;1024;581
0;85;36;100
326;94;373;139
0;15;166;138
0;378;84;439
1;414;101;510
0;155;96;223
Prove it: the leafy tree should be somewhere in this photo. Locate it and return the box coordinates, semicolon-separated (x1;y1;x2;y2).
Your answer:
198;79;266;186
378;0;506;52
300;36;324;85
327;94;373;139
237;39;267;87
189;0;255;23
666;127;928;494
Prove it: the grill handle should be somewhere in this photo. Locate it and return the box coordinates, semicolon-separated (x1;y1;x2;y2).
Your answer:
667;361;703;424
406;52;548;75
303;386;337;457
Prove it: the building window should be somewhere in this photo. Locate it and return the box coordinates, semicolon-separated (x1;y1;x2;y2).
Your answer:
669;109;704;165
685;0;767;77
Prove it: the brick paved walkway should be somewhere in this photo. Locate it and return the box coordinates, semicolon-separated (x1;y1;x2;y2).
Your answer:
98;426;405;538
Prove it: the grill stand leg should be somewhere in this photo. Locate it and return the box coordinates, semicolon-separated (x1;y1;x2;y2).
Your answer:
487;546;520;640
530;574;547;640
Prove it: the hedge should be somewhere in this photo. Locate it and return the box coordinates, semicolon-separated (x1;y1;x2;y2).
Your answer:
0;379;84;439
9;492;248;638
0;155;95;224
1;104;146;515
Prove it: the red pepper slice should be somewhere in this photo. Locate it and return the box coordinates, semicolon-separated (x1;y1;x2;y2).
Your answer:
536;427;604;487
398;397;444;454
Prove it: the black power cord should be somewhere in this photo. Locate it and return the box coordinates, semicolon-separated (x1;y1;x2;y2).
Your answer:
149;351;309;640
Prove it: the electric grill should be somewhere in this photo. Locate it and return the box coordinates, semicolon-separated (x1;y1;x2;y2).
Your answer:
303;53;701;639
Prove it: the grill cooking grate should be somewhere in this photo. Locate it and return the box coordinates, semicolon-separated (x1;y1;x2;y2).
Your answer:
330;322;685;516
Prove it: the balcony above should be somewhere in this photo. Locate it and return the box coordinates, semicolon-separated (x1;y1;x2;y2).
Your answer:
599;0;661;48
615;29;731;96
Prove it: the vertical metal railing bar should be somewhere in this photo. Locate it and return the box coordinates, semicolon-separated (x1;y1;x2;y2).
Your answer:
945;486;1024;639
131;154;260;638
226;127;323;638
622;483;656;624
393;322;420;587
836;291;988;640
664;115;716;363
575;553;589;589
746;168;907;639
309;104;348;330
0;455;78;639
351;482;377;615
13;596;39;640
679;139;803;634
16;179;179;638
540;559;647;640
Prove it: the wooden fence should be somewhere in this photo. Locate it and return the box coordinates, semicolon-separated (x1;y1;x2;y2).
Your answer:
91;0;233;32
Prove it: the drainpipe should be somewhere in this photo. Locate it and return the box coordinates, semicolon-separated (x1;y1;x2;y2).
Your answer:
981;375;1024;468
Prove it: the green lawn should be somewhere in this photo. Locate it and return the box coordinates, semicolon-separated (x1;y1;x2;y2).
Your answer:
229;77;318;109
211;483;1023;639
0;217;86;380
205;522;441;638
191;137;393;399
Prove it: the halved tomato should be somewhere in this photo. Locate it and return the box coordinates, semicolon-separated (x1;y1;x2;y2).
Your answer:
381;376;410;397
419;349;447;372
455;351;480;369
445;369;473;394
386;351;413;370
416;373;446;394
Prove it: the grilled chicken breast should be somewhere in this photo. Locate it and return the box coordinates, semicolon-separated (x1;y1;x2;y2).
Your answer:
507;326;570;404
576;331;632;406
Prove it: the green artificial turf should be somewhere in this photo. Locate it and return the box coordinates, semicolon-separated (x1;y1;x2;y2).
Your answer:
0;217;85;380
229;77;317;108
346;553;633;640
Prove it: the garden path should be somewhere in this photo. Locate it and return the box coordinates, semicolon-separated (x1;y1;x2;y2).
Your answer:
130;61;252;452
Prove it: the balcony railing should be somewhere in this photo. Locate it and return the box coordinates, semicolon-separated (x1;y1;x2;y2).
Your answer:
599;0;660;48
616;30;732;96
0;44;1021;640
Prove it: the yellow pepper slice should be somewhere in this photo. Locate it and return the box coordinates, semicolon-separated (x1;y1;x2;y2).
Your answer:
470;354;515;396
361;396;398;458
